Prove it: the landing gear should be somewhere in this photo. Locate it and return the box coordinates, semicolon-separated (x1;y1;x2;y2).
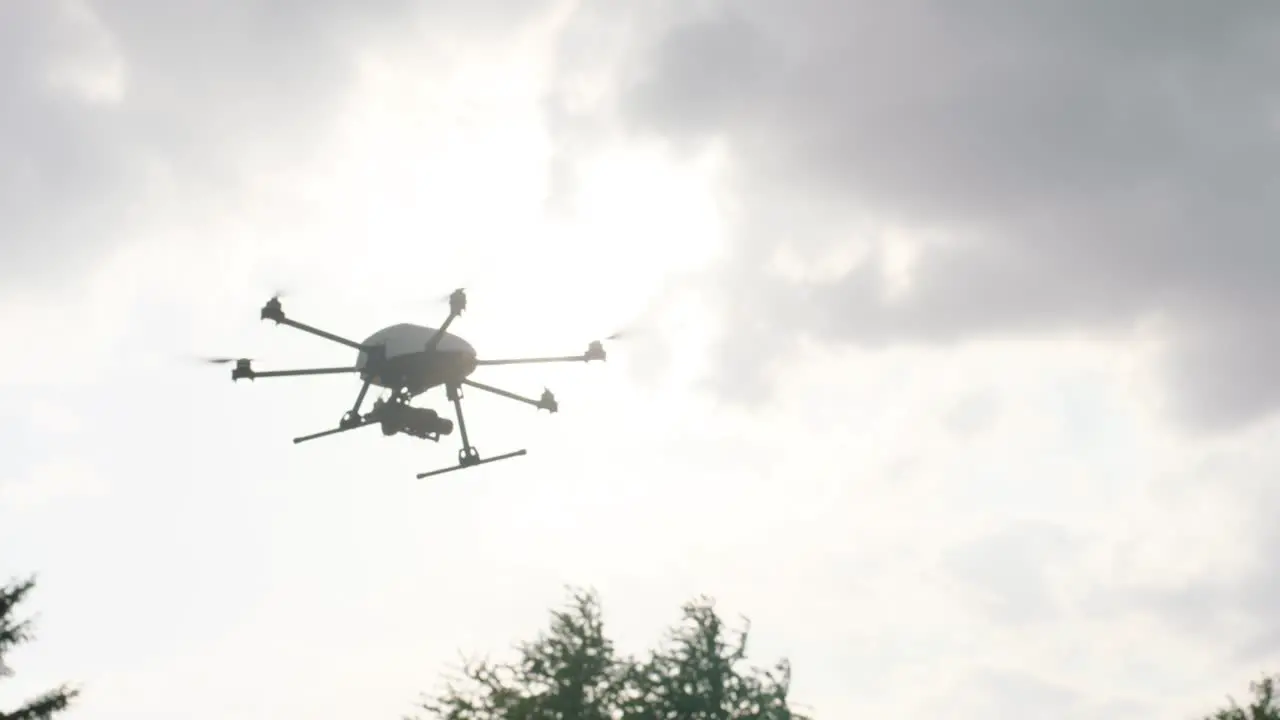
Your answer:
294;389;452;445
415;383;528;479
458;446;481;468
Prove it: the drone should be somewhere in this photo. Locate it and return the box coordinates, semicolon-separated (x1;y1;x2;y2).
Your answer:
209;289;611;479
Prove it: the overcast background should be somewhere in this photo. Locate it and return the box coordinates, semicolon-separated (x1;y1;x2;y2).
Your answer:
2;2;1279;718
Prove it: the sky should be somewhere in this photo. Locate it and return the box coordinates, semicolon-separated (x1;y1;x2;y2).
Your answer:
2;1;1279;718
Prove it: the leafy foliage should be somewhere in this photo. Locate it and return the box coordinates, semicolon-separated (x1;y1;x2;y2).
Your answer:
625;598;802;720
416;590;625;720
1203;674;1280;720
410;589;809;720
0;576;78;720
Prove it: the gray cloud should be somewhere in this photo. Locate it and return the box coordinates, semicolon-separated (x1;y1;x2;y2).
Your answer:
0;0;550;296
942;520;1076;625
547;1;1280;432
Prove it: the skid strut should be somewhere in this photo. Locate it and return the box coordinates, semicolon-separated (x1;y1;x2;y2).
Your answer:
414;382;528;479
416;449;529;479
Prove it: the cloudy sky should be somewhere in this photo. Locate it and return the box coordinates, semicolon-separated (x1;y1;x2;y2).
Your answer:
3;1;1279;718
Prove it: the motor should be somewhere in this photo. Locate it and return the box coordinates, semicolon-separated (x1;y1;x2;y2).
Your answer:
373;400;454;440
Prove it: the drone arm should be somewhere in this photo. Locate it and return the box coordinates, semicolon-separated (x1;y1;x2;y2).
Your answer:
461;379;558;412
261;297;367;351
240;365;361;380
475;355;584;367
424;312;459;353
277;318;366;350
475;340;606;367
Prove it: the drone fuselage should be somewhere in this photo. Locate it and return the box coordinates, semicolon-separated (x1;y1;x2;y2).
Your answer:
356;323;477;396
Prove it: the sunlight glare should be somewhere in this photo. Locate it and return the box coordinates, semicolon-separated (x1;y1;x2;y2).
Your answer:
466;140;727;365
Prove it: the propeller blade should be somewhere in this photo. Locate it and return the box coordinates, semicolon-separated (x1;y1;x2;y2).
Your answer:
604;326;644;341
190;355;250;365
602;313;666;341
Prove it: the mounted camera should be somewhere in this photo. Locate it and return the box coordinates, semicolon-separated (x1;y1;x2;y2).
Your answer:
374;400;454;440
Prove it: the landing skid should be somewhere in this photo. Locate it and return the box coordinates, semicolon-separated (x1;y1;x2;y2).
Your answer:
415;382;528;479
416;448;528;479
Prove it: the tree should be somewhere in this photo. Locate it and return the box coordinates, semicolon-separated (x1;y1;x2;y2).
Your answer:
410;589;809;720
1203;674;1280;720
625;598;802;720
0;576;78;720
415;590;626;720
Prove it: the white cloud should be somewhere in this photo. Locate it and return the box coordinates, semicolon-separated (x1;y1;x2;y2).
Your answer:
41;0;127;105
1;458;106;511
26;400;82;436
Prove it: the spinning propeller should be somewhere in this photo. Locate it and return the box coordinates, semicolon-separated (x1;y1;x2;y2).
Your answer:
197;356;251;365
602;322;651;342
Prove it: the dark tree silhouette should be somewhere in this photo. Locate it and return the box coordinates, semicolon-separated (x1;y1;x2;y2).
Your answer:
409;589;809;720
1203;674;1280;720
415;590;626;720
0;576;78;720
624;597;802;720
